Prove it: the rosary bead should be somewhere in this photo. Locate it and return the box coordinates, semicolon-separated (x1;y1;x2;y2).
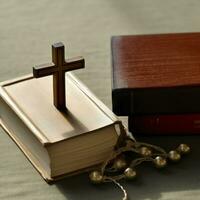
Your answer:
177;144;190;154
168;150;181;162
89;171;103;184
139;146;152;157
114;157;127;170
154;156;167;168
124;168;137;180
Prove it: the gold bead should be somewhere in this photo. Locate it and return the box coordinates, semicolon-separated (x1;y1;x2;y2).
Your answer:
177;144;190;154
114;157;127;170
89;171;103;184
139;146;152;157
168;150;181;162
124;168;137;180
154;156;167;168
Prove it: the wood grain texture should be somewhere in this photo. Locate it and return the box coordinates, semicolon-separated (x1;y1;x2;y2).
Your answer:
111;33;200;115
112;33;200;89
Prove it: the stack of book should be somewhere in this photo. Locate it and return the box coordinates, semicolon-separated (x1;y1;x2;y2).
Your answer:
111;33;200;134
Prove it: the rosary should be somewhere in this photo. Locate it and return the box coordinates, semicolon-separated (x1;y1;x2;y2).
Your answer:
89;123;190;200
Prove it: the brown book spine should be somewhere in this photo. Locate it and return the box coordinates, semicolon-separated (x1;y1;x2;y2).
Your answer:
128;114;200;134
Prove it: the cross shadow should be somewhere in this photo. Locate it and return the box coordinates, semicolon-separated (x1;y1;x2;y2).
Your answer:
58;108;89;138
54;135;200;200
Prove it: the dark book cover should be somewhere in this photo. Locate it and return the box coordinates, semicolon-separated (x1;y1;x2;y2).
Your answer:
128;114;200;135
111;33;200;115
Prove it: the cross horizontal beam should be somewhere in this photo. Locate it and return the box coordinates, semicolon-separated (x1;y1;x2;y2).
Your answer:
33;57;85;78
63;57;85;71
33;63;56;78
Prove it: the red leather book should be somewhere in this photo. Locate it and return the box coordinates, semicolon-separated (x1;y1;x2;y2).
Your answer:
128;114;200;134
111;33;200;115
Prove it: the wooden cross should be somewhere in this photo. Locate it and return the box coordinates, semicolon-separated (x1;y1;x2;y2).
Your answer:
33;42;85;111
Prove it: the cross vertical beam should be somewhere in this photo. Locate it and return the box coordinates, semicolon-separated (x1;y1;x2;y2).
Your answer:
52;43;66;110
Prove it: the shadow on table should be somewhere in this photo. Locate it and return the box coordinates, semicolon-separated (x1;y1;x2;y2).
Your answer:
55;135;200;200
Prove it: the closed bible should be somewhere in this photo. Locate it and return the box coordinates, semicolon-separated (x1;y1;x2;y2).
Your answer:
0;73;123;182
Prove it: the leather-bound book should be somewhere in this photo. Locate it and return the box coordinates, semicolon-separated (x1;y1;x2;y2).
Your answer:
112;33;200;115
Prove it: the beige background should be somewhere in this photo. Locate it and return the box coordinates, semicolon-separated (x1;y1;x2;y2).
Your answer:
1;0;200;199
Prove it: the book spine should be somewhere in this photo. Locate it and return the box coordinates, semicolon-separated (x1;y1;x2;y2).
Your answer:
128;114;200;134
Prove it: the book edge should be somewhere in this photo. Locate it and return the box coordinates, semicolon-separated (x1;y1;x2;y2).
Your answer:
0;117;53;182
0;117;102;183
68;72;119;123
